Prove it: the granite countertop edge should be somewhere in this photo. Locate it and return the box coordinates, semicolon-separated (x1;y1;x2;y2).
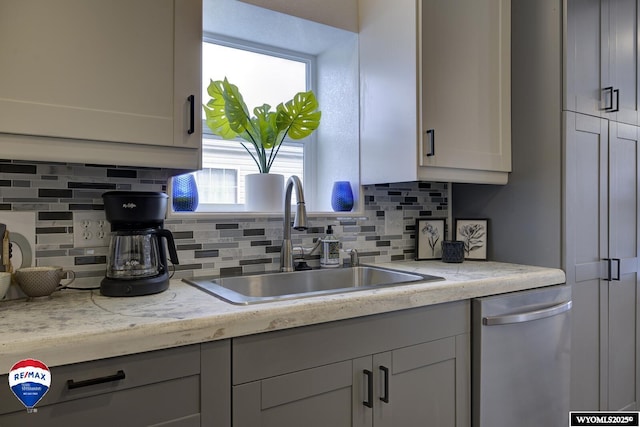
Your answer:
0;260;566;374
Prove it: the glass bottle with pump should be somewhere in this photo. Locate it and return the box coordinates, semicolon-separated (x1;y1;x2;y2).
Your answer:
320;225;340;268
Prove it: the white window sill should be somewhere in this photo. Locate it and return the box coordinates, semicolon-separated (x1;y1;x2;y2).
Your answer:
166;208;367;221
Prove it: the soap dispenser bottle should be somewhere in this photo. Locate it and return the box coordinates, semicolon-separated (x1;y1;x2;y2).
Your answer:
320;225;340;268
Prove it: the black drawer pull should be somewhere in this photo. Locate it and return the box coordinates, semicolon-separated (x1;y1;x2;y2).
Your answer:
67;370;125;390
363;369;373;408
379;365;390;403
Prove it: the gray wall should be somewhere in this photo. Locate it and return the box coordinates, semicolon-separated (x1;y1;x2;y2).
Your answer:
453;0;563;268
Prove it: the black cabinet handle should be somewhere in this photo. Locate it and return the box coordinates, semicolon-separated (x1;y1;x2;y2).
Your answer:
612;258;621;281
187;94;195;134
426;129;435;156
603;86;614;111
605;258;621;281
363;369;373;408
379;365;390;403
67;370;125;390
612;89;620;112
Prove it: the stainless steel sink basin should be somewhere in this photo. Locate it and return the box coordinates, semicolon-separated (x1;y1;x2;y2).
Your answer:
183;266;444;305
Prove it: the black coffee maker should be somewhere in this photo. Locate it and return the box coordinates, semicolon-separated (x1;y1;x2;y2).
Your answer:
101;191;179;297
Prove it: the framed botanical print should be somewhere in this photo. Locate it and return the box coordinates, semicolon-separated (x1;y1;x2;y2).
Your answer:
415;218;446;260
455;218;488;260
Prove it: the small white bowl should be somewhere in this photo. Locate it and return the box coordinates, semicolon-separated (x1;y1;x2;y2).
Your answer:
0;272;11;300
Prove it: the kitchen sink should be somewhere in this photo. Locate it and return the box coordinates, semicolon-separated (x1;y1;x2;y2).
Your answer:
183;266;444;305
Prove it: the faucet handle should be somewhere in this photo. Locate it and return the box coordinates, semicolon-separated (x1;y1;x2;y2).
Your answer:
348;248;359;267
293;246;305;260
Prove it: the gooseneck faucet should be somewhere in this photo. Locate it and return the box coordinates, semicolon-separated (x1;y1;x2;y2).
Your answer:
281;175;308;272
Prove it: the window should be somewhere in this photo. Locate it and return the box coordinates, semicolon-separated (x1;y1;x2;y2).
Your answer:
198;38;312;211
178;0;360;215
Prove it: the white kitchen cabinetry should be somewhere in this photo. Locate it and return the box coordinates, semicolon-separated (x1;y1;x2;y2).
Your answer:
0;0;202;170
359;0;511;185
232;301;470;427
565;112;640;411
0;342;231;426
566;0;640;126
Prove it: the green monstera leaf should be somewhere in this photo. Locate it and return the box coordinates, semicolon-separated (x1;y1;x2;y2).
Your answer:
203;79;240;140
252;104;278;149
203;78;321;173
276;91;321;140
220;78;252;136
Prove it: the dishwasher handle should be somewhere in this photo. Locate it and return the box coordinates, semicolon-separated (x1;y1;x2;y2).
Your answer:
482;300;572;326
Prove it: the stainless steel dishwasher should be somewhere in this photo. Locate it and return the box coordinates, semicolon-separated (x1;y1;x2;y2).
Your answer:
472;284;571;427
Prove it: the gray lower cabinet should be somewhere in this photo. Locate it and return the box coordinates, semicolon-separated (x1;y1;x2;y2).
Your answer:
231;301;470;427
565;111;640;411
0;340;231;427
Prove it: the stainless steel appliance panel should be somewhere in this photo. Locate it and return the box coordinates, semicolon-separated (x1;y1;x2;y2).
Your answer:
472;284;571;427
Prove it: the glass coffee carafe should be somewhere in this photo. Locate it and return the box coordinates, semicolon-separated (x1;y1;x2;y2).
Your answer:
106;230;162;279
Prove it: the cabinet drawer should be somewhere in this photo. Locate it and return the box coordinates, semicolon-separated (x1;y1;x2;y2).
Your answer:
0;344;200;415
233;301;469;384
0;376;200;427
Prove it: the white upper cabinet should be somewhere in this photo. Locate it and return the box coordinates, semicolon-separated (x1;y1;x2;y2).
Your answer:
0;0;202;169
566;0;640;126
359;0;511;185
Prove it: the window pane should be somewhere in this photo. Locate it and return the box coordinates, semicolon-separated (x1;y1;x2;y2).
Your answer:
200;40;309;210
200;137;303;204
202;42;307;114
195;167;237;204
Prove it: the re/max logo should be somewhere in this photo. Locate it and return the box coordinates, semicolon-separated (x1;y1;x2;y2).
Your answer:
13;371;47;382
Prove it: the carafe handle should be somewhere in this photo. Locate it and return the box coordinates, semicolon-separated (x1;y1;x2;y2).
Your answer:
156;229;179;265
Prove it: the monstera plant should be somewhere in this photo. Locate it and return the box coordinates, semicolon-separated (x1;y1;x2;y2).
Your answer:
203;78;321;173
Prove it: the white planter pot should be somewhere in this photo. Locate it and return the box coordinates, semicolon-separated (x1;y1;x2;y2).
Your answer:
245;173;284;212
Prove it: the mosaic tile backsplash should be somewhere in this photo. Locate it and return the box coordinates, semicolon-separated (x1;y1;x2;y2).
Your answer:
0;161;448;290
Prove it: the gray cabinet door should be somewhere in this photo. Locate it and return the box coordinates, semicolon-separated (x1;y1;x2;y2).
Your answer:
232;336;470;427
604;0;640;126
374;335;469;427
0;377;201;427
231;303;470;426
566;0;640;125
0;342;232;427
607;121;640;410
565;112;609;410
566;0;604;117
566;112;640;411
233;360;361;427
565;113;609;410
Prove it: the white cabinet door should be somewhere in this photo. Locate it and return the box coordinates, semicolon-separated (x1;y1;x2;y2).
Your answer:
359;0;511;185
0;0;201;169
419;0;511;179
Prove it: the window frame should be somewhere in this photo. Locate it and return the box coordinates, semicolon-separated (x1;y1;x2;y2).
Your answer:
195;34;317;212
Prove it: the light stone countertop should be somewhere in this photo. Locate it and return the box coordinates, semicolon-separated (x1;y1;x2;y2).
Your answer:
0;260;565;375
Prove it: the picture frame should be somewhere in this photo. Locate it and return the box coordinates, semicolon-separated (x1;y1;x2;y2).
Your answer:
455;218;488;260
415;218;446;260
